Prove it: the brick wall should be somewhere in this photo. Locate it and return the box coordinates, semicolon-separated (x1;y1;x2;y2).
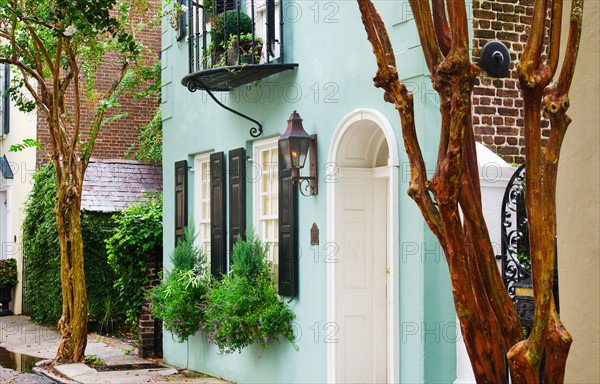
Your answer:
139;248;163;358
36;1;161;162
472;0;550;165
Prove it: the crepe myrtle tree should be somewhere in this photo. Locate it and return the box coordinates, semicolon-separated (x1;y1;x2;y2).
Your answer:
357;0;583;382
0;0;154;362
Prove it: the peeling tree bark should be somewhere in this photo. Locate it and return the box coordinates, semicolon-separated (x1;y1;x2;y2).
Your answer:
357;0;583;382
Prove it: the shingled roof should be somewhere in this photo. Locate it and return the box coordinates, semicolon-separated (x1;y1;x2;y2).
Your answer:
81;159;162;212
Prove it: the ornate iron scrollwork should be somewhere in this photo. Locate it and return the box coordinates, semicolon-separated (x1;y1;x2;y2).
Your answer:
187;78;263;138
499;163;530;299
499;164;560;337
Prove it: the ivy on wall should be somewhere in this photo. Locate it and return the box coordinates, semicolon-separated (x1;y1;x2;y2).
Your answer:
106;193;163;328
23;164;120;325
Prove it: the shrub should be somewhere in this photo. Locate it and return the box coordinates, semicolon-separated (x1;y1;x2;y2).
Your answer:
150;223;209;342
0;258;18;286
23;163;119;325
213;10;252;48
202;231;296;355
106;194;163;328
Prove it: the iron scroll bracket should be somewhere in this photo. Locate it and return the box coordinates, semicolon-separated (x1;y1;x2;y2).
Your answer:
187;79;263;138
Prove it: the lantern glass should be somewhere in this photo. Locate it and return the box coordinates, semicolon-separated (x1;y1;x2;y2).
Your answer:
279;111;311;170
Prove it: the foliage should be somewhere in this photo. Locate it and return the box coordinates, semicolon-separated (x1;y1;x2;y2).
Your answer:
171;223;204;271
106;194;163;328
9;138;43;152
123;61;162;162
126;107;162;162
516;252;531;271
0;258;18;287
22;164;119;325
226;33;263;65
97;294;122;334
213;10;253;49
150;224;209;342
202;232;296;355
1;0;159;361
83;355;106;367
151;269;209;343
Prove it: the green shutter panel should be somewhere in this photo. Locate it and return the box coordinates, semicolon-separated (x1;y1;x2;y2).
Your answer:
228;148;246;258
210;152;227;278
174;160;188;246
278;150;298;297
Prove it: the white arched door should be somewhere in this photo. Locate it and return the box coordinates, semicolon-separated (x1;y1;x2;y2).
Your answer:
335;169;388;383
328;109;399;383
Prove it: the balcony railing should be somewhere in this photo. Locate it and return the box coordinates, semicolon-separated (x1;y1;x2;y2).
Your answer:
182;0;298;92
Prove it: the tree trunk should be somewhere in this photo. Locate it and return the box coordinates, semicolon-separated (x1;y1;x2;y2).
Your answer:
357;0;583;382
55;164;88;362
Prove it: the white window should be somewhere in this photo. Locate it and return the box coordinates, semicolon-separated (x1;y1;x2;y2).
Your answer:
252;137;279;282
250;0;281;61
194;153;212;257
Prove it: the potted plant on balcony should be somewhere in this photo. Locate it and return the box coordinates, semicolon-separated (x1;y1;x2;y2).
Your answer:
0;258;18;316
226;33;263;65
206;10;253;68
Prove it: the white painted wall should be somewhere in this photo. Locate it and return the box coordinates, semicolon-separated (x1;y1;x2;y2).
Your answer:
0;67;38;314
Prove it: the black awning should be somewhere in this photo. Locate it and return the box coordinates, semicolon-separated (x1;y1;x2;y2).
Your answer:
0;155;14;179
182;63;298;92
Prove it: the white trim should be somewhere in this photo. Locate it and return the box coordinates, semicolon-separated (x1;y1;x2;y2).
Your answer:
327;109;400;384
252;137;280;273
193;152;212;256
0;187;13;261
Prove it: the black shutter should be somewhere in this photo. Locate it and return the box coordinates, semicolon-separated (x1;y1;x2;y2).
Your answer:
278;150;298;297
174;160;188;246
228;148;246;259
2;64;9;135
175;0;187;41
210;152;227;278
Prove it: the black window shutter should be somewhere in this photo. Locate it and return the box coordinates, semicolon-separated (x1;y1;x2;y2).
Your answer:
2;64;9;135
278;151;298;297
228;148;246;259
210;152;227;278
174;160;188;246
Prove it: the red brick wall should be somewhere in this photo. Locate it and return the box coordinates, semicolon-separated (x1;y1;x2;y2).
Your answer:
472;0;550;165
36;1;161;162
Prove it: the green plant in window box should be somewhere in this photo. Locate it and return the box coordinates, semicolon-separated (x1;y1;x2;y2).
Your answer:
0;258;18;287
226;33;263;65
150;223;210;342
201;231;297;355
205;9;253;68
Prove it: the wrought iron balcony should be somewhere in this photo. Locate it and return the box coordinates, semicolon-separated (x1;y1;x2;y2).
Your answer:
181;0;298;92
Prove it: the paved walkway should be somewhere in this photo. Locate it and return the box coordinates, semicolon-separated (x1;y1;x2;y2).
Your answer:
0;316;230;384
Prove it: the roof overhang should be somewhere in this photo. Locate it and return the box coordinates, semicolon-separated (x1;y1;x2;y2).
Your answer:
0;155;14;179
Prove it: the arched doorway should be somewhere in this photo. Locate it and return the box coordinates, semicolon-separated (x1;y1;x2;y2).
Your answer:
327;109;399;383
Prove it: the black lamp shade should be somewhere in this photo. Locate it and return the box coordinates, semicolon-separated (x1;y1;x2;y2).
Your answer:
481;40;511;78
279;111;310;170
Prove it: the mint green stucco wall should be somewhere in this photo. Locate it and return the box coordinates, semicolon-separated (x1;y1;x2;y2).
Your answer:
162;1;458;382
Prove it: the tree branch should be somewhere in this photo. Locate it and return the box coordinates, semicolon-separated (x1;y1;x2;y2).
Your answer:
407;0;443;72
431;0;451;56
542;0;563;83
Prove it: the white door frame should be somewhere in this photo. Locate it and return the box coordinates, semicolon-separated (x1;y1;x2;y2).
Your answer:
327;109;400;383
0;188;11;260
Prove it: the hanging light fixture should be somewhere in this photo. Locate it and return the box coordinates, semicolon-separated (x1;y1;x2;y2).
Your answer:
278;111;318;196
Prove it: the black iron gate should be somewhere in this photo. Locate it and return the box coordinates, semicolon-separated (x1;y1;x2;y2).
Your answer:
497;163;560;336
